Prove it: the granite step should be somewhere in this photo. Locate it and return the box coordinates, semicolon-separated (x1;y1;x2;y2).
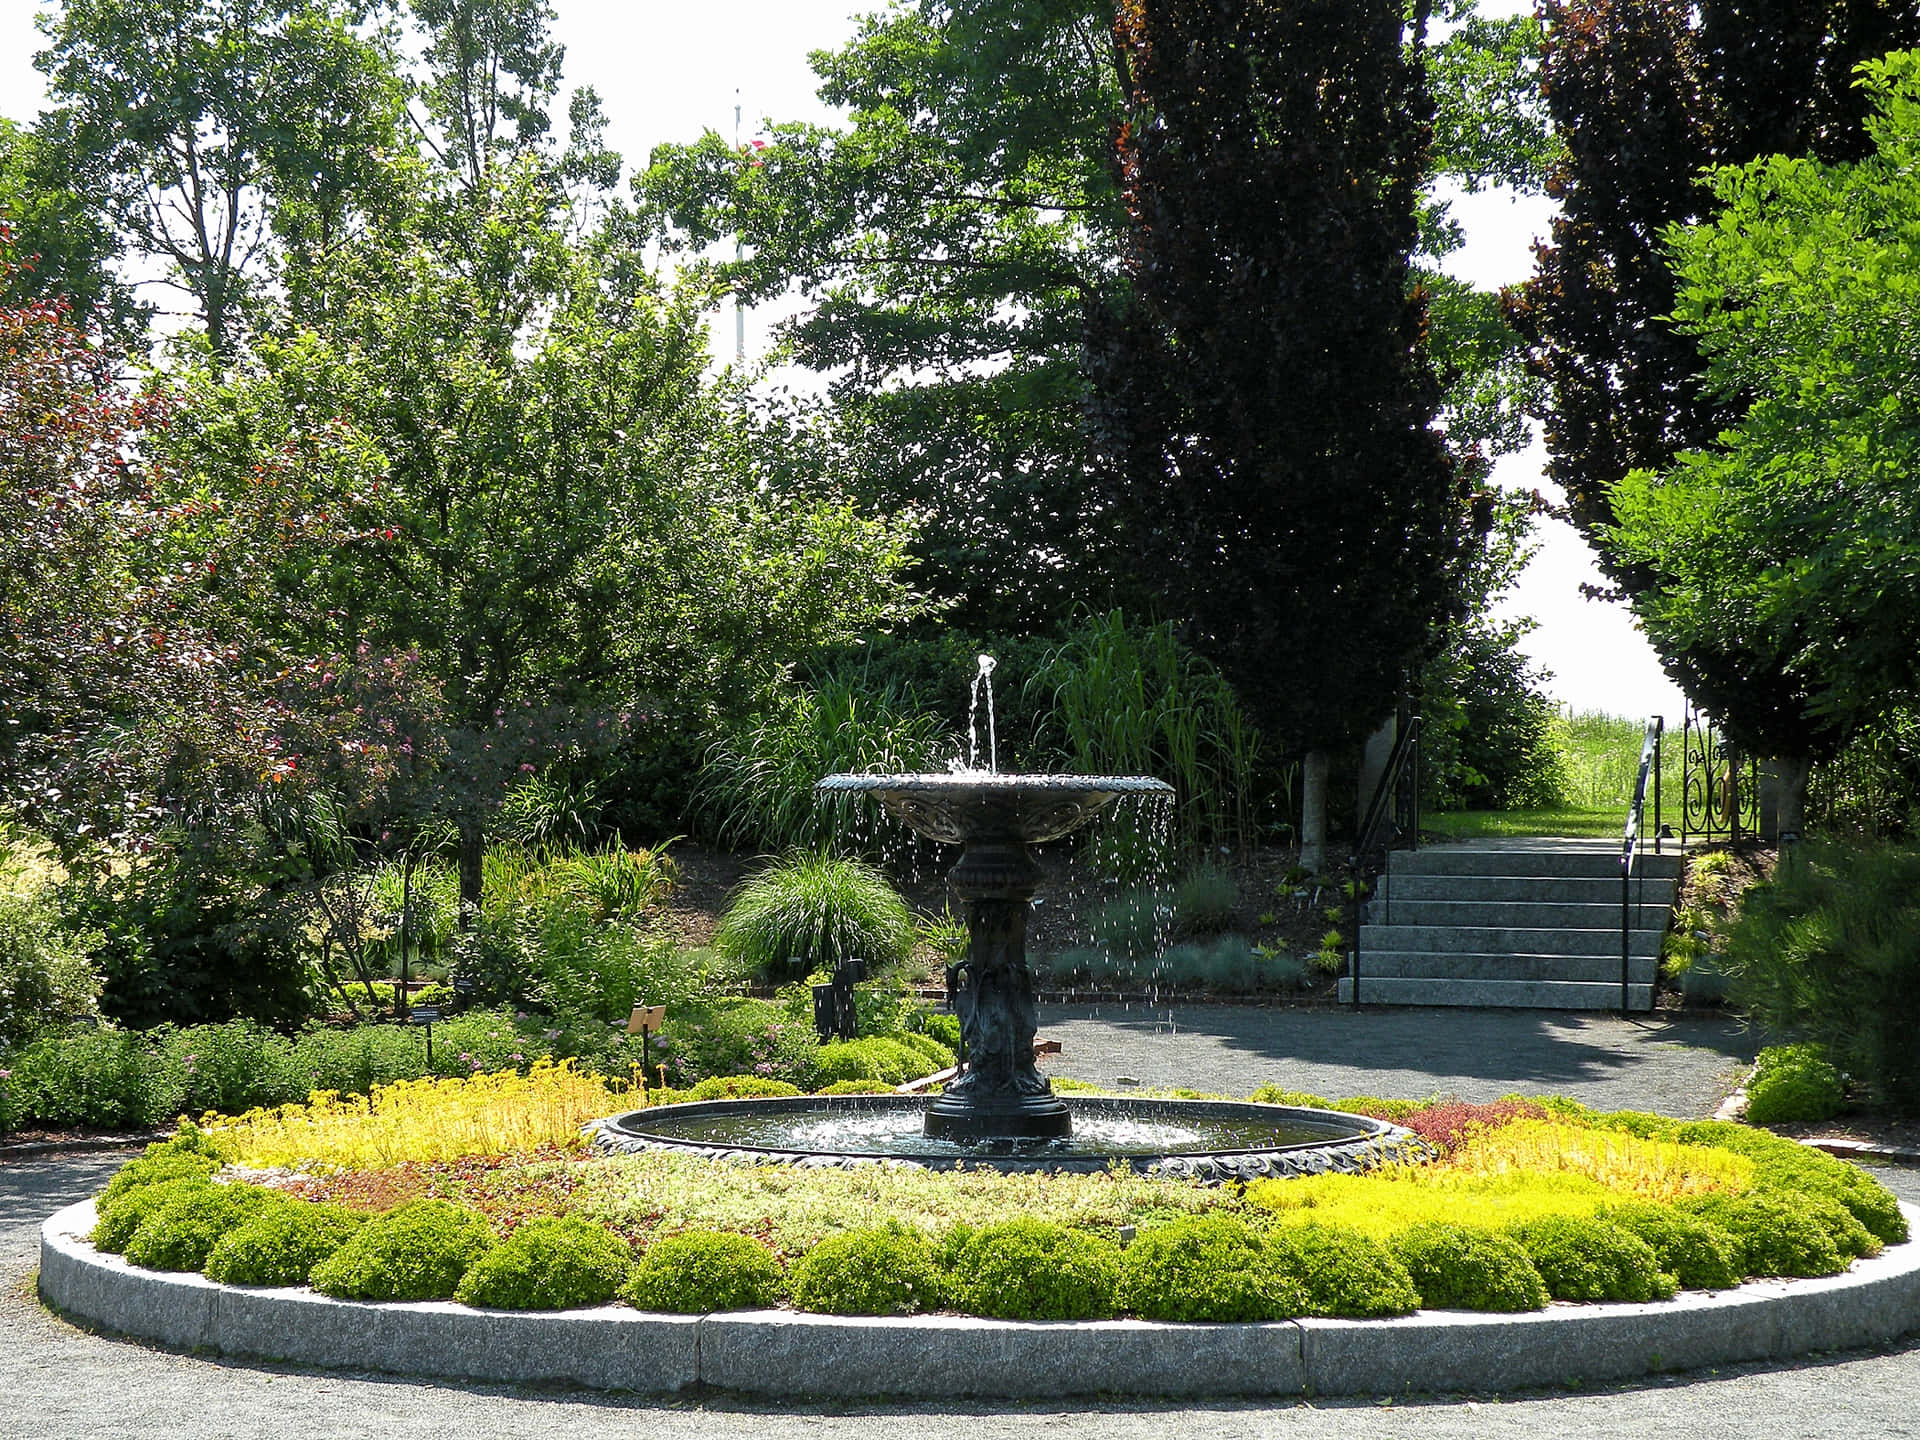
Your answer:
1335;976;1656;1009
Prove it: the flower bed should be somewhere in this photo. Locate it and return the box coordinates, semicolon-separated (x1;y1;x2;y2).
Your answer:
79;1081;1911;1326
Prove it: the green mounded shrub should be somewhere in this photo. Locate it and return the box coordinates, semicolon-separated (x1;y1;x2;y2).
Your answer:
624;1230;787;1313
123;1183;282;1272
204;1202;366;1287
1246;1085;1337;1110
1172;869;1239;936
310;1199;494;1302
1670;1120;1909;1245
653;998;819;1091
92;1175;214;1254
1508;1215;1677;1304
1600;1204;1742;1291
681;1075;804;1101
914;1010;962;1052
0;887;103;1047
712;854;917;982
815;1036;943;1088
949;1219;1122;1321
1118;1215;1305;1323
455;1217;633;1311
1675;1193;1847;1278
1273;1224;1421;1319
99;1149;219;1207
1745;1044;1845;1125
788;1226;946;1316
814;1080;895;1096
897;1031;957;1071
1391;1223;1550;1312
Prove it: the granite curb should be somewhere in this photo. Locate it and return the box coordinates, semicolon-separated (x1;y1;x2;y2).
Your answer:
39;1198;1920;1397
1;1132;172;1162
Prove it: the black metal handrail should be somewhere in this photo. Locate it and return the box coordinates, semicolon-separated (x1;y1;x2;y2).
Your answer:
1621;715;1664;1014
1348;713;1423;1009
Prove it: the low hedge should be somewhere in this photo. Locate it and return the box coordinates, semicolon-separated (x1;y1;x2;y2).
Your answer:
1391;1223;1550;1312
1273;1224;1421;1319
624;1230;787;1313
1118;1215;1304;1323
204;1201;366;1287
454;1216;633;1310
310;1199;494;1302
948;1219;1121;1321
1508;1214;1677;1304
123;1183;281;1272
1600;1202;1743;1291
92;1175;215;1254
1675;1193;1848;1278
788;1226;945;1316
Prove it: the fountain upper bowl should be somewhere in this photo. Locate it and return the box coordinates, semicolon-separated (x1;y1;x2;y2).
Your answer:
816;772;1173;845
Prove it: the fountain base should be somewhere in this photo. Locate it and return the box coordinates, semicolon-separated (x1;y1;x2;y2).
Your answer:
924;1093;1071;1141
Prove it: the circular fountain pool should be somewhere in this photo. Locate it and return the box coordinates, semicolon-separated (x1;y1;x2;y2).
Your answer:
588;1094;1424;1179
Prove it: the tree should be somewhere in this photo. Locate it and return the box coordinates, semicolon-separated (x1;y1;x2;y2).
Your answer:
1510;0;1920;790
159;163;922;915
641;0;1546;636
1607;54;1920;831
34;0;408;355
0;120;145;342
1088;0;1464;867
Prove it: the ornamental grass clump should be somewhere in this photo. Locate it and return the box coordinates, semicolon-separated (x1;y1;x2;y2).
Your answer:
788;1225;945;1316
1507;1214;1677;1303
949;1219;1122;1321
122;1183;282;1272
204;1201;366;1287
623;1231;787;1313
712;854;917;981
208;1059;628;1170
309;1198;494;1301
1391;1223;1550;1312
1600;1202;1742;1291
1118;1214;1305;1322
454;1216;633;1310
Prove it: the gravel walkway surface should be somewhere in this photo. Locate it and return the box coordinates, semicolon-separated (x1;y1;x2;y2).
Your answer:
5;1009;1918;1439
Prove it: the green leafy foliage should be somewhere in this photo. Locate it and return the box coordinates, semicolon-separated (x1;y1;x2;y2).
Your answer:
652;998;820;1091
92;1176;215;1254
815;1037;952;1089
679;1076;804;1101
309;1199;494;1301
123;1183;281;1272
203;1202;366;1287
1272;1224;1421;1319
787;1226;946;1316
454;1216;633;1310
1745;1044;1845;1126
948;1219;1122;1321
1508;1214;1677;1303
1600;1203;1742;1291
0;886;104;1047
1391;1223;1550;1312
623;1230;787;1314
712;855;918;983
99;1150;220;1208
1674;1193;1848;1278
1117;1214;1305;1323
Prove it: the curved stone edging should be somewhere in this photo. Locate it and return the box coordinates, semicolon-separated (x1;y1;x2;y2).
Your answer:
39;1199;1920;1399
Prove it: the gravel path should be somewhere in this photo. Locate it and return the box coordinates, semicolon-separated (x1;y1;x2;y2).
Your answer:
1038;1004;1757;1115
4;1010;1918;1438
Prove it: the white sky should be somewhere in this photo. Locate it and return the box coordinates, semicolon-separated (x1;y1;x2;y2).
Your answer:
0;0;1686;724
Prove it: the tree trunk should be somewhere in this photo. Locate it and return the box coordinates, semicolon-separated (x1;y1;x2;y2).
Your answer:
457;818;484;929
1299;749;1330;874
1773;754;1812;839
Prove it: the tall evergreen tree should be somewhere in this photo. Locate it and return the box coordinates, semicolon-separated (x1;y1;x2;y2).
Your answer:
1088;0;1463;863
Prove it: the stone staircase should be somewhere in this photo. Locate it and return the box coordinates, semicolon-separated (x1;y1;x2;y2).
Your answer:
1334;839;1683;1011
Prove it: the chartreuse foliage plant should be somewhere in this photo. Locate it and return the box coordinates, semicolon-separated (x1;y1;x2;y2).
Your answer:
623;1231;786;1313
454;1216;633;1310
1600;1202;1742;1291
310;1199;494;1302
1273;1224;1421;1319
1508;1214;1676;1304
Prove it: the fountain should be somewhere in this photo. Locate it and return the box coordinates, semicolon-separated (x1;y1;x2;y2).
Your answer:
592;657;1418;1175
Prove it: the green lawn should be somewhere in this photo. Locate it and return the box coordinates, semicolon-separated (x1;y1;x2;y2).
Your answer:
1424;809;1626;841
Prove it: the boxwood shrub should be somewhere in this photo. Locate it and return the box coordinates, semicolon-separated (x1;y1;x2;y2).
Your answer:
99;1149;219;1208
1118;1215;1304;1322
1508;1215;1677;1303
788;1226;945;1316
310;1199;494;1302
123;1183;282;1272
679;1075;805;1101
1675;1193;1846;1278
949;1219;1121;1321
814;1037;943;1088
1600;1203;1742;1291
1391;1223;1550;1312
454;1216;633;1310
204;1202;366;1287
92;1175;214;1254
1744;1044;1845;1126
1270;1224;1420;1319
623;1230;787;1313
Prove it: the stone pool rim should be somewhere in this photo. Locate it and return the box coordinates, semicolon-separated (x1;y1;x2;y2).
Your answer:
39;1198;1920;1398
585;1094;1426;1178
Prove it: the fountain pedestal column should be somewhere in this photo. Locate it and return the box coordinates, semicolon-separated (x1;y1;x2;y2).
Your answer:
925;837;1070;1141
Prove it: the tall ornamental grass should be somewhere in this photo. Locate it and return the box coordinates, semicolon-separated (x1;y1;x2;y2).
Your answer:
712;854;917;981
